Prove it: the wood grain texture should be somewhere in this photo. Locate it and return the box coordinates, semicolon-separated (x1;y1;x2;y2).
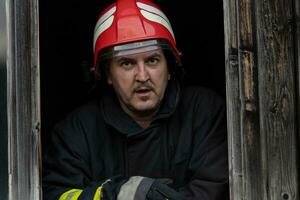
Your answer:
295;0;300;177
238;1;265;199
256;0;298;199
6;0;41;199
223;0;243;199
224;0;299;199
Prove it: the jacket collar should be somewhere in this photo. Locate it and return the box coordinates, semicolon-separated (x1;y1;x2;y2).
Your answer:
100;78;180;137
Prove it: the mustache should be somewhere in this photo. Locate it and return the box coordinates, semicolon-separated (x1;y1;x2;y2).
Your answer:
133;83;154;92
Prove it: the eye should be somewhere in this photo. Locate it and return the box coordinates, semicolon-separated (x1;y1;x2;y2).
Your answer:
146;56;160;66
119;60;134;70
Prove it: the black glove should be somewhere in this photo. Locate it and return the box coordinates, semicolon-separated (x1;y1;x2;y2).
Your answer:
146;178;184;200
115;176;184;200
101;176;129;200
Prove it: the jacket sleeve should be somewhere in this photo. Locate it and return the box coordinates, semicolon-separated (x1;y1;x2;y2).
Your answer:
178;91;229;200
42;112;126;200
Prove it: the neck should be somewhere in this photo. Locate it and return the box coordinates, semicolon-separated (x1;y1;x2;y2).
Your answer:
135;118;152;129
120;104;158;129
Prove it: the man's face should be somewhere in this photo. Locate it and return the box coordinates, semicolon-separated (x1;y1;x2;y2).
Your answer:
107;48;170;117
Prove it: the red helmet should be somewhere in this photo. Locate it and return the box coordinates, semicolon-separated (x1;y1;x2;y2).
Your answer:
93;0;180;68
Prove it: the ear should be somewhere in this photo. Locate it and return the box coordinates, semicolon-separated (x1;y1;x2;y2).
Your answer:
107;74;112;85
103;61;112;84
94;66;101;80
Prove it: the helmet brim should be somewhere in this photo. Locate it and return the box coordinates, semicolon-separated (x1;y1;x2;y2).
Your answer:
97;39;177;63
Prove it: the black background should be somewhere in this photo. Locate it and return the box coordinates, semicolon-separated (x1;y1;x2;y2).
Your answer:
40;0;225;149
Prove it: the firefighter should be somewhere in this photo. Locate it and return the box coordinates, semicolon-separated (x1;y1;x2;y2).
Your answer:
43;0;229;199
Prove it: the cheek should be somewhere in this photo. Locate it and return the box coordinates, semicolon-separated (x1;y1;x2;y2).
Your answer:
158;69;170;83
152;71;169;94
110;72;134;92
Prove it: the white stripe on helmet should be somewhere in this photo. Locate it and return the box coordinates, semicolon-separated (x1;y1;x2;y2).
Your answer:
140;10;175;42
136;2;171;25
94;6;116;33
93;6;116;51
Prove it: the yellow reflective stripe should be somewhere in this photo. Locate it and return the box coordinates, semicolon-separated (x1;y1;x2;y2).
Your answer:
93;179;112;200
59;189;83;200
93;185;102;200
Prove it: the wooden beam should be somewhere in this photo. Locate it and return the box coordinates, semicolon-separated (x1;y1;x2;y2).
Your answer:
224;0;265;198
223;0;243;199
224;0;299;199
237;0;265;199
256;0;298;199
6;0;41;199
295;0;300;172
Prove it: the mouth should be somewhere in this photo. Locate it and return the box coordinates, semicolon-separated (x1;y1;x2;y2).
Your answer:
134;87;153;98
136;88;151;94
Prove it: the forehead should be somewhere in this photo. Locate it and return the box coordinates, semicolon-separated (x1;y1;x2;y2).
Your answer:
112;48;165;61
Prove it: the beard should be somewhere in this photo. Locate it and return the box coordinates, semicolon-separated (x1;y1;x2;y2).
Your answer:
126;98;162;118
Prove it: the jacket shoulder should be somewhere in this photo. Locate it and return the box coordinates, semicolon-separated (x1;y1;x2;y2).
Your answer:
53;99;104;139
61;100;102;123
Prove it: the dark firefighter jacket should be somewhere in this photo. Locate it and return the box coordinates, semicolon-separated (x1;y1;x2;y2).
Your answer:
43;80;229;200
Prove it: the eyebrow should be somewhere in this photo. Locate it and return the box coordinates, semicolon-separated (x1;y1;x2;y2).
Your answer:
115;57;135;64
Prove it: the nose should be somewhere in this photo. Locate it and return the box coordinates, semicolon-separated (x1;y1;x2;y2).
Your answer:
135;62;149;82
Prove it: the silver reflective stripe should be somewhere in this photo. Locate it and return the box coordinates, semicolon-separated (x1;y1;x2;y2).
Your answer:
140;10;175;41
114;45;161;57
117;176;144;200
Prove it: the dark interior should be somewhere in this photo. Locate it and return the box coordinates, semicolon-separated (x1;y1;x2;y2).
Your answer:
40;0;225;150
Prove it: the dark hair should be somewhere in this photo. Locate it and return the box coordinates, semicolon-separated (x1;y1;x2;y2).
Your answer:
163;49;185;82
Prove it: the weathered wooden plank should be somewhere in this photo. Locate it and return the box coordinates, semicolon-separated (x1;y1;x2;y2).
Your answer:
225;0;299;199
295;0;300;171
236;0;265;199
224;0;266;199
256;0;298;199
223;0;243;199
30;0;42;198
239;49;263;200
6;0;41;199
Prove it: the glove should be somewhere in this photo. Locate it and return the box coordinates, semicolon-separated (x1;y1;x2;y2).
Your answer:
116;176;184;200
101;176;129;200
146;178;184;200
117;176;154;200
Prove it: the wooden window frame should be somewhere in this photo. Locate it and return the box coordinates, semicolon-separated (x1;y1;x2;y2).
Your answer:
6;0;41;199
224;0;300;199
3;0;300;199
